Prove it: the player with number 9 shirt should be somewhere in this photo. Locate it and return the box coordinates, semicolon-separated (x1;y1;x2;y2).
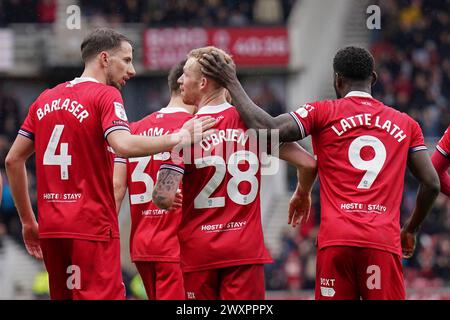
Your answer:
199;46;440;300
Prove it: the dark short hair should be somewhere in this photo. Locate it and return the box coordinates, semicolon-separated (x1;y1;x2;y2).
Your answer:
333;46;374;81
80;28;132;63
167;59;186;93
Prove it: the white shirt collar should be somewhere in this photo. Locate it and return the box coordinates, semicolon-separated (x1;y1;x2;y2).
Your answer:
196;102;233;115
345;91;373;98
69;77;100;85
158;107;191;114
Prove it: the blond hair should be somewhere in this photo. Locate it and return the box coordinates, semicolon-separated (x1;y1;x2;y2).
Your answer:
187;46;233;64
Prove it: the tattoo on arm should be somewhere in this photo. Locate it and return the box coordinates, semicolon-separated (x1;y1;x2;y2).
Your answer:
152;169;183;209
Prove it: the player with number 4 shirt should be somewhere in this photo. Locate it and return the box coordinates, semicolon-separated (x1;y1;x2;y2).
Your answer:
5;29;215;300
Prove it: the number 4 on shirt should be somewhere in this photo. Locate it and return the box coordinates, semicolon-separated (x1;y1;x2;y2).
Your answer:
43;124;72;180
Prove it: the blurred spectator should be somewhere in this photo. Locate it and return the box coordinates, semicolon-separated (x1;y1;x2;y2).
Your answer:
36;0;56;24
32;263;49;300
129;273;147;300
372;0;450;139
79;0;292;27
254;83;285;117
0;170;2;207
0;86;25;245
121;0;145;23
2;0;38;24
253;0;283;25
0;85;21;141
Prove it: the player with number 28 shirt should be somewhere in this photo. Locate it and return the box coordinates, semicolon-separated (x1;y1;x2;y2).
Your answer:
153;47;317;300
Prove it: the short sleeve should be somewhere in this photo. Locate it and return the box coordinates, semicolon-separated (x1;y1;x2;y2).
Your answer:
19;99;39;140
436;126;450;158
114;156;127;164
409;119;427;153
98;86;130;139
159;148;186;175
289;101;326;139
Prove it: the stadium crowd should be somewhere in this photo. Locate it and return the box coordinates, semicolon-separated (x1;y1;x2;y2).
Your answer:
0;0;448;298
264;0;450;292
0;0;295;26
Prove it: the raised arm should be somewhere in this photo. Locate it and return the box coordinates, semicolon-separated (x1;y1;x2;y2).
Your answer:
5;135;42;259
401;151;440;258
199;51;301;142
107;117;216;158
278;143;318;227
431;150;450;196
113;161;128;214
152;169;183;210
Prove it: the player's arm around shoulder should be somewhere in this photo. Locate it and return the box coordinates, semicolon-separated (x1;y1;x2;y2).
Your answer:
152;168;183;210
199;50;302;142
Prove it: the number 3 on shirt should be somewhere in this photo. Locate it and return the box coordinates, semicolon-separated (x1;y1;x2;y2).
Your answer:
43;125;72;180
129;156;153;204
128;153;167;204
194;150;259;209
348;135;386;189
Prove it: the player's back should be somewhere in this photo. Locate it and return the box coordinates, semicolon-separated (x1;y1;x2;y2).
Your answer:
125;107;192;262
20;77;130;241
162;102;272;272
290;92;426;256
436;125;450;157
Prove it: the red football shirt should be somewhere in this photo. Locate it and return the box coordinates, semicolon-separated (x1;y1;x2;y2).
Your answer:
118;107;193;262
437;125;450;158
289;91;426;256
160;102;273;272
19;77;130;241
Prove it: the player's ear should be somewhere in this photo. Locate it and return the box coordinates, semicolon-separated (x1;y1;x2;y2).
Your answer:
99;51;109;67
371;71;378;87
200;76;207;89
334;72;342;89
